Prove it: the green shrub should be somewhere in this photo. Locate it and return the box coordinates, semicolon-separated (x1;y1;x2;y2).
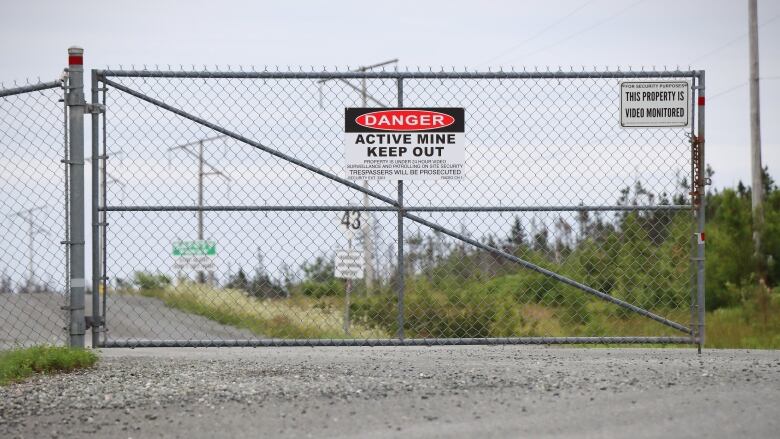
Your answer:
132;271;171;291
300;279;344;298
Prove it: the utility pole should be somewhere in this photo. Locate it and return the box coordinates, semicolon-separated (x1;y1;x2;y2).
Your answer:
359;74;375;295
85;155;124;187
168;135;231;283
748;0;765;284
319;58;398;294
6;206;49;288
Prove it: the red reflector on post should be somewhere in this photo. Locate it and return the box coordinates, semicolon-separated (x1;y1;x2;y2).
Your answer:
68;55;83;65
698;96;705;106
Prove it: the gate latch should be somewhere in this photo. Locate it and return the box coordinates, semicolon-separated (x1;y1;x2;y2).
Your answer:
85;103;105;114
85;315;104;329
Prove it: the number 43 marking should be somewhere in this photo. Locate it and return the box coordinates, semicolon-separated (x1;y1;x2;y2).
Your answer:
341;210;361;230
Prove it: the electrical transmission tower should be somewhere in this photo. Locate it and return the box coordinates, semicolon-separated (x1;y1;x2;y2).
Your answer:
318;58;398;293
6;206;50;288
86;155;125;187
168;135;232;283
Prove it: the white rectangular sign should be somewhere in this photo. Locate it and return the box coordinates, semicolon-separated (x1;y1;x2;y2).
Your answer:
620;81;690;127
334;250;364;280
344;108;465;180
174;255;215;271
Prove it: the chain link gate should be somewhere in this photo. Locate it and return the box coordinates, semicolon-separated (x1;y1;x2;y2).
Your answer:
89;68;706;349
0;77;70;348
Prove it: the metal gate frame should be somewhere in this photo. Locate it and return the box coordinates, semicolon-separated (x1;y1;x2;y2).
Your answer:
86;68;706;351
0;51;79;348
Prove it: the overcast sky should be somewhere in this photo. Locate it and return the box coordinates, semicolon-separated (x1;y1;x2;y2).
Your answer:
1;0;778;189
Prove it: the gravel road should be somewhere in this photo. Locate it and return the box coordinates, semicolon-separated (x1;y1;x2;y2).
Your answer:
2;346;779;438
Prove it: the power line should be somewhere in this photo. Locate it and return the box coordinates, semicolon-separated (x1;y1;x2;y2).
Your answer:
85;155;125;186
318;59;399;293
168;135;232;284
508;0;646;62
317;59;397;108
691;12;780;64
708;76;780;101
480;0;597;66
709;82;747;100
5;206;50;285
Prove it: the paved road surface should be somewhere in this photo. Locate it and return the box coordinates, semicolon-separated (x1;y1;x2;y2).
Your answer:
0;293;254;349
1;347;778;438
0;293;66;348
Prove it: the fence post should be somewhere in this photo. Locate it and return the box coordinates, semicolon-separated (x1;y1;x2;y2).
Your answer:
91;69;101;347
396;77;405;341
67;47;86;348
696;71;706;353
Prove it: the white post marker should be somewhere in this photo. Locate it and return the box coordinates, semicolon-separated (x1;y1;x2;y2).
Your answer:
334;250;365;280
620;81;690;128
344;108;465;180
335;246;364;336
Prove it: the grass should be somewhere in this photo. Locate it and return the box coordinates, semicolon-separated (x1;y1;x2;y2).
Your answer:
0;346;98;386
705;306;780;349
134;283;388;339
123;282;780;348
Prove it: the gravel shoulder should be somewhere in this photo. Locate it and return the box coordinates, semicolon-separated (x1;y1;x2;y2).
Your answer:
2;346;779;438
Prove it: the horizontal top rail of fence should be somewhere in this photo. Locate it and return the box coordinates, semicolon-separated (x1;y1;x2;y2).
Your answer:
0;80;63;98
96;68;701;79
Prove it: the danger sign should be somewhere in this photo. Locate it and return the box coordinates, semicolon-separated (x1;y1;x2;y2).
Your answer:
620;81;690;128
344;108;465;180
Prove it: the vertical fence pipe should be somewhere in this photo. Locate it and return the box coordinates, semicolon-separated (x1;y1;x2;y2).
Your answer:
696;71;706;353
67;47;86;348
91;69;100;347
62;75;70;346
101;84;108;346
689;79;697;343
396;77;405;340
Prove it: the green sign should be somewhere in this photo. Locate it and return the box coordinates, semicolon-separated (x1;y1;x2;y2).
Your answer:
172;240;216;257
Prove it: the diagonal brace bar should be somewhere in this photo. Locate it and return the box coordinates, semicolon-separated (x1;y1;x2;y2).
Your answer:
404;212;691;334
101;77;399;207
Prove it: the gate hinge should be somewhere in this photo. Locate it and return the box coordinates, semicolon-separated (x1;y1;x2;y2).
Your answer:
85;103;106;114
85;315;104;329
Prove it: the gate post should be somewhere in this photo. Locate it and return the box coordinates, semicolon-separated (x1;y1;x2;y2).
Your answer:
696;71;706;353
90;69;101;347
67;47;86;348
396;77;405;341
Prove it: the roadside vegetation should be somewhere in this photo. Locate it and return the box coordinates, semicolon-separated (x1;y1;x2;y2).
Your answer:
120;167;779;348
122;272;386;339
0;346;98;386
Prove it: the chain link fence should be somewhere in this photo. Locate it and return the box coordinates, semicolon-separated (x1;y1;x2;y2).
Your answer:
91;69;704;347
0;79;69;349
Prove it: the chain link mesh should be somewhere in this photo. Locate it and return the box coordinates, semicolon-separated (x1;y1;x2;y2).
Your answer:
0;80;68;348
96;70;697;346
